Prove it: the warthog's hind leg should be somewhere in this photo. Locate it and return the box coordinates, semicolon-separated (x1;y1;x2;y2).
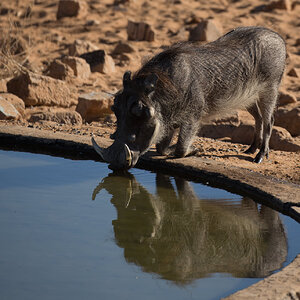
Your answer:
244;102;263;154
253;87;278;163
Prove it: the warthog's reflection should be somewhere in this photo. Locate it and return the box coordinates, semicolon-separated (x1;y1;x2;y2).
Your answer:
93;172;287;284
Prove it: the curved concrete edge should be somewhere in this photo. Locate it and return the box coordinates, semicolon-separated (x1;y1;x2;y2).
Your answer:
223;254;300;300
0;124;299;299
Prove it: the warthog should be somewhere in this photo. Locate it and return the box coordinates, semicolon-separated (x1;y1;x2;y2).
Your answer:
92;27;286;169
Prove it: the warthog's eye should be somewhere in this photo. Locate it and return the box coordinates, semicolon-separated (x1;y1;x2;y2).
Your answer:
130;101;144;117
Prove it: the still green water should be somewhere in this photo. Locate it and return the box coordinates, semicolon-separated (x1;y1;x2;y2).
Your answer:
0;150;299;300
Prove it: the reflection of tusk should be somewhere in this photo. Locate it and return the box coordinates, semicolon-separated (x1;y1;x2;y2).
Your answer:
124;144;132;167
92;134;106;161
92;179;105;200
125;180;132;208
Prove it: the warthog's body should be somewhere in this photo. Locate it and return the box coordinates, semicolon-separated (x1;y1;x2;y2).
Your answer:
92;27;286;169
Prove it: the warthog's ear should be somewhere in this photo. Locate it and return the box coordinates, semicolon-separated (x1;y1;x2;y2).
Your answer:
123;71;131;87
144;73;158;94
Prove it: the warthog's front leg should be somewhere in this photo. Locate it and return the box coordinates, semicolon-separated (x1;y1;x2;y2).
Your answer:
156;129;175;156
175;122;199;158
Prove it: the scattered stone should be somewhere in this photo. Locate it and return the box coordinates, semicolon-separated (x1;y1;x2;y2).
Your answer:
0;97;20;120
80;50;115;74
28;109;82;125
266;0;291;11
85;20;100;26
17;6;32;19
287;67;300;78
46;59;74;80
275;103;300;136
112;42;135;55
7;72;77;107
0;93;25;116
51;33;65;44
278;90;297;106
114;0;131;4
61;56;91;79
0;7;13;15
56;0;87;19
189;19;222;42
127;20;155;42
184;14;202;25
69;39;98;56
76;92;114;122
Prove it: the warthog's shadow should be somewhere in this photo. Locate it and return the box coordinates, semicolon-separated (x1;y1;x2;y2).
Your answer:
92;172;287;284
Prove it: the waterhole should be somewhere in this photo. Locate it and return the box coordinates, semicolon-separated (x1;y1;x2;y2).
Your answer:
0;150;299;300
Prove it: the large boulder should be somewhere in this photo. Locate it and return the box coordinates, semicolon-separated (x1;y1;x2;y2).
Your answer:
274;103;300;136
46;59;74;81
7;72;77;107
0;93;25;116
80;50;115;74
61;56;91;79
56;0;87;19
278;90;297;106
0;97;20;120
76;92;114;122
127;21;155;42
189;19;222;42
266;0;292;11
69;39;98;56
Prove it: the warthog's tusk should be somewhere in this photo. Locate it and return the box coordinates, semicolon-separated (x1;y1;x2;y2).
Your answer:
91;135;106;161
124;144;132;167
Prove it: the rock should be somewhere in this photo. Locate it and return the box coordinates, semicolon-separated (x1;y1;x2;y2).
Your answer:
278;90;297;106
28;109;82;125
76;92;114;122
61;56;91;79
266;0;291;11
85;20;100;26
0;93;25;116
114;0;131;4
112;42;135;55
69;39;98;56
287;67;300;78
199;123;300;152
189;19;222;42
56;0;87;19
275;103;300;136
80;50;115;74
46;59;74;80
0;97;20;120
7;72;77;107
269;126;300;152
127;20;155;42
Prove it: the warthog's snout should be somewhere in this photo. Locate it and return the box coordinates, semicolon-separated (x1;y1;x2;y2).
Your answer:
92;135;140;170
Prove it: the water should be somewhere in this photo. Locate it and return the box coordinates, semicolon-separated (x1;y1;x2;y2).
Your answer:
0;150;299;300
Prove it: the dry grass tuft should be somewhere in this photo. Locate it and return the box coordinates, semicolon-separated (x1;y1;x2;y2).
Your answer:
0;4;33;79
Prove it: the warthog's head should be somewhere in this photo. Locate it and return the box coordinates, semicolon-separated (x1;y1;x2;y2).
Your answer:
92;71;161;170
